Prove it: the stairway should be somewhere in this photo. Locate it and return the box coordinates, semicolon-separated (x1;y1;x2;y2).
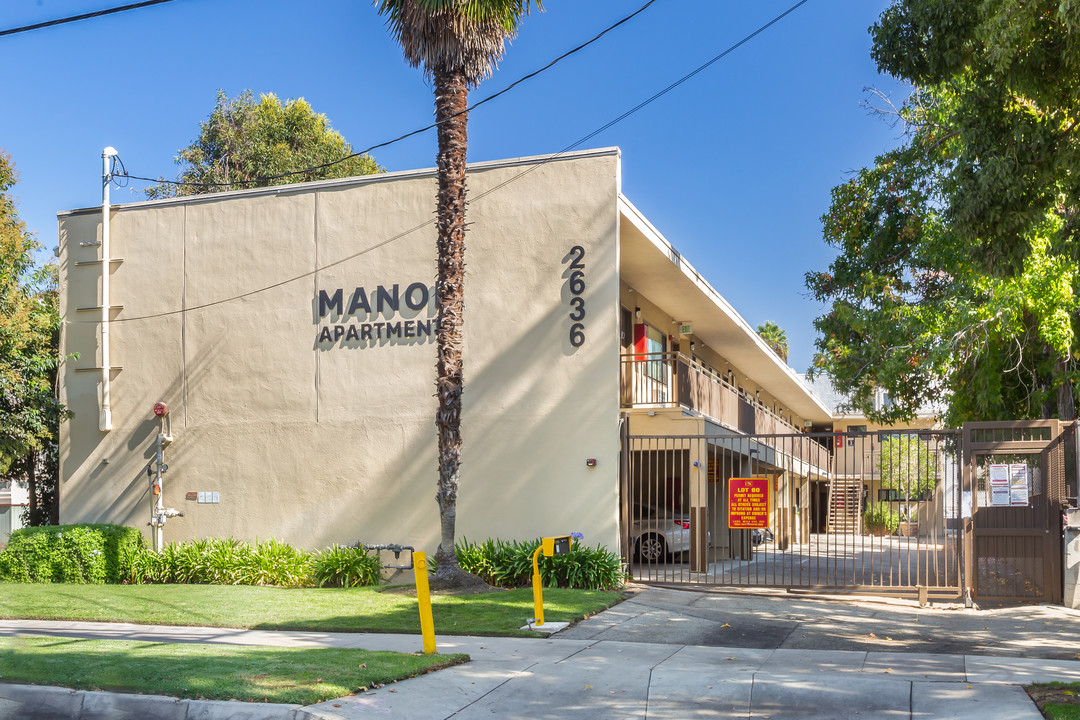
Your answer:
827;477;862;534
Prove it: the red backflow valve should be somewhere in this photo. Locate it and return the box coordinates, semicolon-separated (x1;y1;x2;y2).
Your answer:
153;402;168;417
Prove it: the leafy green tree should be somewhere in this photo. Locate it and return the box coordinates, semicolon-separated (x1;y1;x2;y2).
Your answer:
146;91;383;198
375;0;541;588
0;151;62;525
878;435;936;522
807;0;1079;425
756;321;789;363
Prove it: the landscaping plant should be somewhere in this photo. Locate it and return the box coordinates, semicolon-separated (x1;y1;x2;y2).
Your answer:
312;544;382;588
863;504;900;535
454;538;626;591
0;524;143;583
1;526;624;591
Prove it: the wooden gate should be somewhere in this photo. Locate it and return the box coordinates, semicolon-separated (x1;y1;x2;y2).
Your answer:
962;421;1071;605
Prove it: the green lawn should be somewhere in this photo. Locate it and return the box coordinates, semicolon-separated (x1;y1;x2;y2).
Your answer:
0;583;623;636
0;635;466;705
1028;683;1080;720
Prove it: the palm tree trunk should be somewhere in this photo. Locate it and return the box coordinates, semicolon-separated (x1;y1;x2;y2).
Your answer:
432;64;470;583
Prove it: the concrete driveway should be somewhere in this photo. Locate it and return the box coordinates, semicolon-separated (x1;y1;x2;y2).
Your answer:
560;585;1080;660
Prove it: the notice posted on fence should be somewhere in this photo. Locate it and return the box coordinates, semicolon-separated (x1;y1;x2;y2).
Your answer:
989;464;1011;506
989;463;1030;507
1009;463;1029;506
729;477;770;529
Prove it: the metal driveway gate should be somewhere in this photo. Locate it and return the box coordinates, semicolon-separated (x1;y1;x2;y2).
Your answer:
962;421;1072;605
621;430;964;600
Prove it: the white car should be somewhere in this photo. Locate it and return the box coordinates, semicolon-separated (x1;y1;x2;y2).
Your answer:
630;504;694;562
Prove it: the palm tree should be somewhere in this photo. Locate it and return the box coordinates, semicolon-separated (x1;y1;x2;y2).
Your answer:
756;321;789;363
375;0;541;588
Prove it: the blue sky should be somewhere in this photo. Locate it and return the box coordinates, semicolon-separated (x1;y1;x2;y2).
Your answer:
1;0;905;372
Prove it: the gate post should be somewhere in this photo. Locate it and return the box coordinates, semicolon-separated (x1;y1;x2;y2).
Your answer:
689;435;708;573
962;425;974;606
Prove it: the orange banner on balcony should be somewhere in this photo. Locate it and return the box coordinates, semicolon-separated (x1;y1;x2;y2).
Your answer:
728;477;770;529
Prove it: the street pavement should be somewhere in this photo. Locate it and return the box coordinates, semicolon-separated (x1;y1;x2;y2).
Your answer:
2;586;1080;719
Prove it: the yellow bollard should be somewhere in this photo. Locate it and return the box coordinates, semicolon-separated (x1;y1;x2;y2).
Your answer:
413;551;437;654
531;544;545;626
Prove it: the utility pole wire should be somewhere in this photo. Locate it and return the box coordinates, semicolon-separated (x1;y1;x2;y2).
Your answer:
0;0;176;38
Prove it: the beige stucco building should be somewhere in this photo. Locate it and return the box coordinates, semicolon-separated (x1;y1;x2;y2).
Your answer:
59;148;929;558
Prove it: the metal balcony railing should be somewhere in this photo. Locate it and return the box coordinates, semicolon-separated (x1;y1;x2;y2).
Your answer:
620;352;830;470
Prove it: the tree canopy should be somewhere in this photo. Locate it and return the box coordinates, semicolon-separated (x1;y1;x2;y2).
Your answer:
756;321;789;363
0;151;62;524
146;91;383;198
808;0;1079;426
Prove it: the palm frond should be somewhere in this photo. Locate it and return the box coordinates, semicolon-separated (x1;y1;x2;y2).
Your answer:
375;0;541;84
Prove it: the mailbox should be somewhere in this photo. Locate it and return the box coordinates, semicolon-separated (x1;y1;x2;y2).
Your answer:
542;535;572;557
531;534;574;627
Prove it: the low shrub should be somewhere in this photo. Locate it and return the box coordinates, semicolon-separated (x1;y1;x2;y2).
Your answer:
312;544;382;588
864;504;900;535
0;524;145;584
131;537;321;587
1;527;625;590
455;537;625;591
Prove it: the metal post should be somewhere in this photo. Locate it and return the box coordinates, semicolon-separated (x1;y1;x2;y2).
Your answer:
413;551;437;654
531;544;545;626
99;148;117;432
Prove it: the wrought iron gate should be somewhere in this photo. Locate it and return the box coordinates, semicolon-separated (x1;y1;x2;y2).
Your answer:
621;429;964;599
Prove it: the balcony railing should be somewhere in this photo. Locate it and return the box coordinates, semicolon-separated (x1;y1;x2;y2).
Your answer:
620;352;830;470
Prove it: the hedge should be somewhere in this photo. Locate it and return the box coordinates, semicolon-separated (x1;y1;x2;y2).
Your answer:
0;524;144;584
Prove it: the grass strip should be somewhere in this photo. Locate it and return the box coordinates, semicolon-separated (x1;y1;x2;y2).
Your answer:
1027;683;1080;720
0;583;622;636
0;635;467;705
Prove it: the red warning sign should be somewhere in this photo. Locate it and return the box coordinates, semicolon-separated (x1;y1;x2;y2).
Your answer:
728;477;770;529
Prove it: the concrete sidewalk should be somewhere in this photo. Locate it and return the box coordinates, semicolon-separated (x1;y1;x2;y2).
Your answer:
3;588;1080;719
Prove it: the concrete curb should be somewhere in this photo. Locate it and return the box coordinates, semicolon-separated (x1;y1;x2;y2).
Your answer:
0;683;346;720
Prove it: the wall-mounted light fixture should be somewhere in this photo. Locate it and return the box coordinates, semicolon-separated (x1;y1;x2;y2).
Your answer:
635;307;641;321
689;341;696;352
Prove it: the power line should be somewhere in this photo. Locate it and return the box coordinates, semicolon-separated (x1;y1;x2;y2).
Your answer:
0;0;176;38
71;0;811;326
120;0;660;190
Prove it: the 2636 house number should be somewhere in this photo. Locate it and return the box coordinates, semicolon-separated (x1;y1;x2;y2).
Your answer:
565;245;586;347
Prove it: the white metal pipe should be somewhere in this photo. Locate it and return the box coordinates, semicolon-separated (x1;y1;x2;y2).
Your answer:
154;432;164;552
99;148;117;432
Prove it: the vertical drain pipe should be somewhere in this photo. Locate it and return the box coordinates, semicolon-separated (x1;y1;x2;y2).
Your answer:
99;147;117;432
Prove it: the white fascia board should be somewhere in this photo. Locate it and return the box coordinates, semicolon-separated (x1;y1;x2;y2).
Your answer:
58;147;623;218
